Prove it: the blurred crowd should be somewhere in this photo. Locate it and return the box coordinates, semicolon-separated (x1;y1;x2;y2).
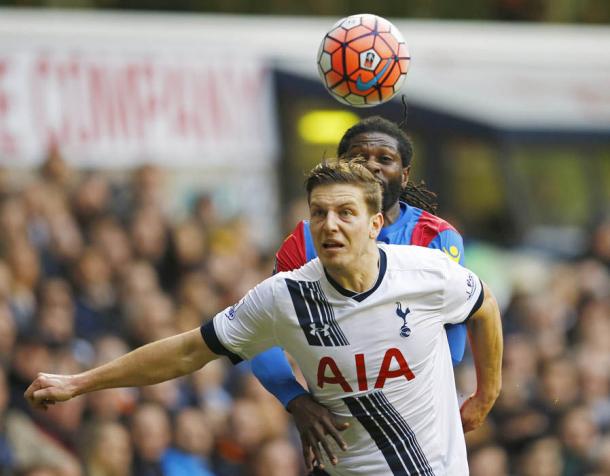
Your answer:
0;149;609;476
462;222;610;475
0;150;299;476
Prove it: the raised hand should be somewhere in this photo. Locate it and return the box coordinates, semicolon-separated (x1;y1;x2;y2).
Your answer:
287;394;349;471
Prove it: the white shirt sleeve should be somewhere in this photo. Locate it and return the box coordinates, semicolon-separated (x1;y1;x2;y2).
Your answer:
440;256;484;325
200;277;279;363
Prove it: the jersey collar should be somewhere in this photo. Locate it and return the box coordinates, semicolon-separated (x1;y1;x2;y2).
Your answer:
324;248;387;302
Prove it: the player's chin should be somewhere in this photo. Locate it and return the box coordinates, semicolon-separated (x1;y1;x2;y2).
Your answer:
320;245;346;258
320;249;350;268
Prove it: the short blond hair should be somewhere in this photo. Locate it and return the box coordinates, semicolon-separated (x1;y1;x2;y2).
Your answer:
305;159;382;216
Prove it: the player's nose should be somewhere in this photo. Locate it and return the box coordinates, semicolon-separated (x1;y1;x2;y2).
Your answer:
364;156;382;175
322;211;340;231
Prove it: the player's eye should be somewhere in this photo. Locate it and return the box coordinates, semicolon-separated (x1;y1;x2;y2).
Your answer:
311;209;325;218
380;155;394;164
340;209;354;217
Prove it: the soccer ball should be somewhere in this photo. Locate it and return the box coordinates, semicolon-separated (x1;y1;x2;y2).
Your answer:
316;14;410;107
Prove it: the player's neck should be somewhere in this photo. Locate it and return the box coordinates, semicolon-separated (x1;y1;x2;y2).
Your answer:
382;201;401;225
325;246;380;293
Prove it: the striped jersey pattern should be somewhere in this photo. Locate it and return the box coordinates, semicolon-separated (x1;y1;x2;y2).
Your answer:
344;391;435;475
285;278;349;347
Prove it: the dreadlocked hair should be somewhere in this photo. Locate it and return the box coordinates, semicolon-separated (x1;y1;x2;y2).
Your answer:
400;181;438;215
337;114;438;215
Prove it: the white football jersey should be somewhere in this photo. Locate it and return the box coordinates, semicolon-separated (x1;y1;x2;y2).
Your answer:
201;244;483;476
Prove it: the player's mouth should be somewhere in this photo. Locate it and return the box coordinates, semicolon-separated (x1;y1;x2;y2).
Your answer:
322;240;344;250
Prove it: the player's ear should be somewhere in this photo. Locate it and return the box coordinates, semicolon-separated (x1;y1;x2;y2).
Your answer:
369;212;384;239
401;165;411;188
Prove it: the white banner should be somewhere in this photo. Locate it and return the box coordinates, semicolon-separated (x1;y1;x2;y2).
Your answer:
0;45;277;168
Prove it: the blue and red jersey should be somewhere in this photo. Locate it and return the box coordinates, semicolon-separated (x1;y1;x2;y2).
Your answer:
275;202;464;272
252;202;467;408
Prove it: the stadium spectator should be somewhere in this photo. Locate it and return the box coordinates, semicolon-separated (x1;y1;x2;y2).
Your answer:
162;407;215;476
251;438;301;476
82;420;132;476
130;403;171;476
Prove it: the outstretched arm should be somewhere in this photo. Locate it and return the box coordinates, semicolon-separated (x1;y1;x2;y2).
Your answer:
460;282;503;432
25;328;216;409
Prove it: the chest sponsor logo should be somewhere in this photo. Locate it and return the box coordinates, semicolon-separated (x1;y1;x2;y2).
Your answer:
317;348;415;393
395;302;411;338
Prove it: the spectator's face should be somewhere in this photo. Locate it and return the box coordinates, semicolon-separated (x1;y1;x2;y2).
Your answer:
229;399;266;452
579;360;609;402
520;438;563;476
344;132;407;212
40;279;73;307
38;305;74;344
133;164;165;208
175;408;213;455
130;208;167;261
8;242;40;289
468;446;509;476
128;292;175;344
130;405;170;462
48;212;84;262
121;261;159;300
253;439;300;476
90;422;132;475
173;221;206;267
92;220;133;274
73;174;110;218
0;197;27;238
540;359;579;407
76;248;111;287
560;407;598;457
503;335;537;384
577;299;610;352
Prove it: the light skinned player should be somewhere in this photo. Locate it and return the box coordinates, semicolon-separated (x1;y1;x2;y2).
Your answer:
26;160;502;475
251;116;471;469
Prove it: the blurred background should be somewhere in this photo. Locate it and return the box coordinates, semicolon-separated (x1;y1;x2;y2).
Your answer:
0;2;609;476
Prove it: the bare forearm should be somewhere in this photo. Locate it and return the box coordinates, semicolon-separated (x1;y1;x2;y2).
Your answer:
74;328;214;396
467;283;503;402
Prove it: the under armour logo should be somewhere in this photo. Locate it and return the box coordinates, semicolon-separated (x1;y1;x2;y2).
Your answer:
310;323;330;337
395;302;411;338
